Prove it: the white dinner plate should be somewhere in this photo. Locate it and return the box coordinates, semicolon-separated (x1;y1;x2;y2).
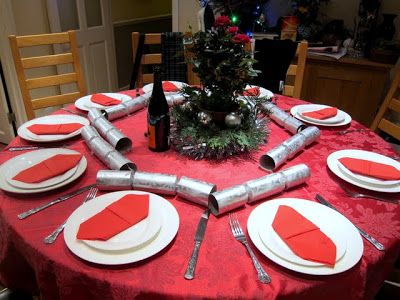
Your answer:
247;198;363;275
0;148;87;194
82;197;162;252
327;149;400;193
64;191;179;265
18;115;89;142
75;93;132;111
337;161;400;187
5;157;78;190
258;218;347;267
142;81;187;94
291;104;352;126
239;85;274;99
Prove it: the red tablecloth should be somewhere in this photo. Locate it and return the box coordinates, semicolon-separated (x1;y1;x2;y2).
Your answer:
0;93;399;300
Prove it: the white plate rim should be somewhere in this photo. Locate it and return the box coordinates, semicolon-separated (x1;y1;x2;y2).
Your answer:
142;81;187;94
257;217;347;267
337;161;400;187
75;93;132;111
0;148;87;194
81;198;163;252
327;149;400;192
64;190;179;265
291;104;351;126
238;85;274;99
247;198;363;275
17;115;89;142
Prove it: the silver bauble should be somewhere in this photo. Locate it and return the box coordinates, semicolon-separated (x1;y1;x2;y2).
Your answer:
198;111;212;126
225;112;241;128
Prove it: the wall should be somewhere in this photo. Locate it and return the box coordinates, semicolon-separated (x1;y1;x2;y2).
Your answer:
111;0;173;89
177;0;200;32
112;0;171;22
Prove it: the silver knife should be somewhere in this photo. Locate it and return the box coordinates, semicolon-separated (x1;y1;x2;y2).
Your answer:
315;194;385;251
184;209;210;280
18;184;96;219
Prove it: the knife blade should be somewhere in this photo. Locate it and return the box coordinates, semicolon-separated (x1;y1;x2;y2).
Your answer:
18;184;96;220
315;194;385;251
184;209;210;280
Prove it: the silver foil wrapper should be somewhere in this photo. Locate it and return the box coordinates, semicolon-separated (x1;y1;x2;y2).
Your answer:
88;108;132;152
102;95;148;121
176;176;216;207
166;94;186;106
132;171;178;195
262;102;306;134
259;126;320;170
96;170;133;190
81;125;136;171
246;164;310;203
209;184;248;216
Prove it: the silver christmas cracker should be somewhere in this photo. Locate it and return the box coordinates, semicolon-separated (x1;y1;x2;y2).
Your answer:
176;176;216;207
209;184;248;216
102;94;148;121
262;102;306;134
246;164;310;203
259;126;320;170
81;125;136;171
132;171;178;195
96;170;133;190
88;108;132;153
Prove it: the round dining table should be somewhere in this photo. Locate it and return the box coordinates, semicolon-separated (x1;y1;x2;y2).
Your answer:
0;92;399;300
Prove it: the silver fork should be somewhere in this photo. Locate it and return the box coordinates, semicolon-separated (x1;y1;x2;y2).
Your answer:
44;187;98;244
229;213;271;284
337;182;398;204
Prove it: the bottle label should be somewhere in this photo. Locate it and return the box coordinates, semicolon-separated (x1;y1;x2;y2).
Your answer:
148;124;156;149
148;114;170;151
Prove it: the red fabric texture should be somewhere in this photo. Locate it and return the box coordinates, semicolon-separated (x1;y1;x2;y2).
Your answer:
243;87;260;96
0;93;400;300
12;154;82;183
272;205;337;267
27;123;83;135
302;107;338;120
77;194;149;240
162;81;179;92
91;94;121;106
339;157;400;180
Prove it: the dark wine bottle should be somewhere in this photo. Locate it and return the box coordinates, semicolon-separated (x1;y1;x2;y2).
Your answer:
147;66;170;151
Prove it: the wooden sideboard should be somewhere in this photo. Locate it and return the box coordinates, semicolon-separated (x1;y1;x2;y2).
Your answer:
301;54;394;126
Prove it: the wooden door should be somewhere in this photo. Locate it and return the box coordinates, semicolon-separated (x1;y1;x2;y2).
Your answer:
46;0;118;94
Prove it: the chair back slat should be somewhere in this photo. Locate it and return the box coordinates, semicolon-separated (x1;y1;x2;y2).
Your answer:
282;41;307;99
9;30;86;120
371;69;400;141
22;53;74;68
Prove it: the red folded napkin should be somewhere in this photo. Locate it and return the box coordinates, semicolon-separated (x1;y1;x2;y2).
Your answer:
272;205;337;267
243;87;260;96
91;94;121;106
162;81;179;92
77;194;149;241
12;153;82;183
27;123;83;135
302;107;338;120
339;157;400;181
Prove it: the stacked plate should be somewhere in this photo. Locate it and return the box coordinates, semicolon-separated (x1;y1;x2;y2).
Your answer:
18;115;89;142
291;104;351;126
75;93;132;111
0;148;87;194
238;85;274;100
64;191;179;265
327;149;400;193
247;198;363;275
142;81;187;95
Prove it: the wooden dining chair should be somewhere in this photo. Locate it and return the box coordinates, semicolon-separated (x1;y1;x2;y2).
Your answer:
282;41;308;99
131;32;200;88
370;69;400;141
9;30;86;120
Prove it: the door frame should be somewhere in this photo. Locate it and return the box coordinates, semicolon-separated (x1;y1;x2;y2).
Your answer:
0;0;28;127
